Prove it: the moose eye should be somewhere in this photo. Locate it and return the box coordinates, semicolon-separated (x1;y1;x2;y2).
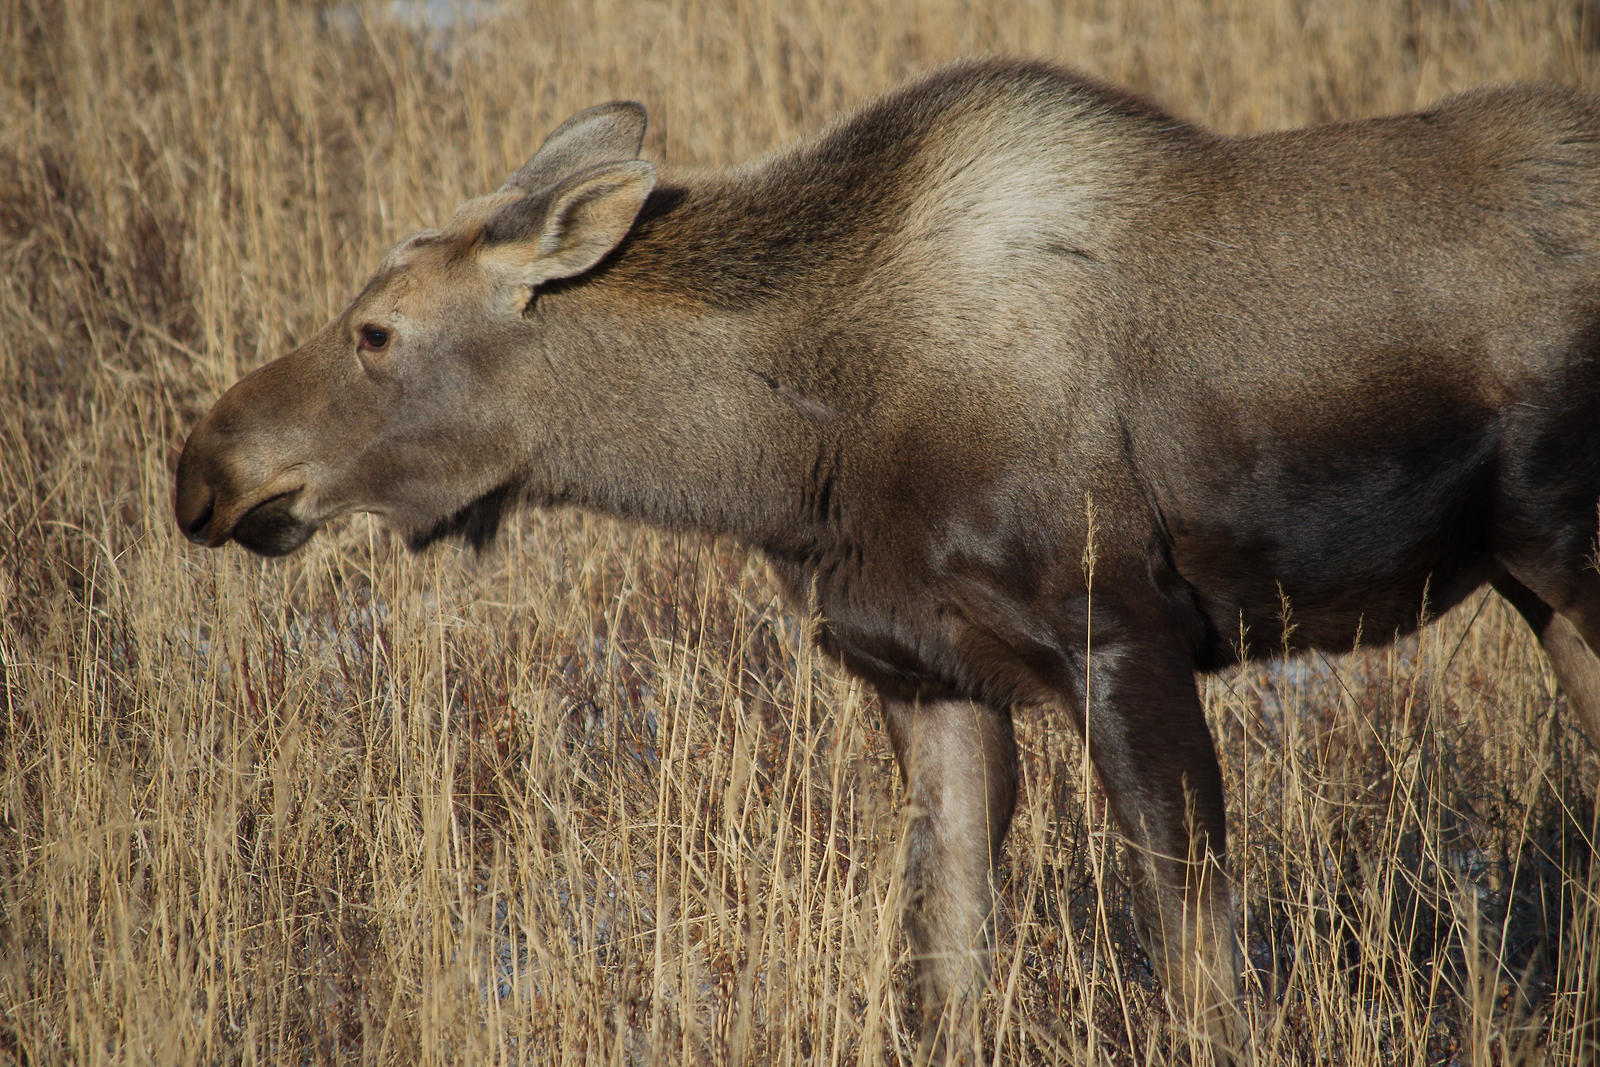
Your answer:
358;325;390;351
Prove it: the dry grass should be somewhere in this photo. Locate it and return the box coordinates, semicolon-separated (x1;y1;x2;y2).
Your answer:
3;0;1600;1062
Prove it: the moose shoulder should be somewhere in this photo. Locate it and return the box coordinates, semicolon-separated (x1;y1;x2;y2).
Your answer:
174;59;1600;1058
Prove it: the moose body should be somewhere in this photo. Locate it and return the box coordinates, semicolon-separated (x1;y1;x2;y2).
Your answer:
175;59;1600;1056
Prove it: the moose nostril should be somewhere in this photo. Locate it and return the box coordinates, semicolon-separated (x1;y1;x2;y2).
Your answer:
181;489;216;544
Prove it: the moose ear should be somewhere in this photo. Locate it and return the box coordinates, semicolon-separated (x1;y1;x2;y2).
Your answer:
482;159;657;288
500;101;648;195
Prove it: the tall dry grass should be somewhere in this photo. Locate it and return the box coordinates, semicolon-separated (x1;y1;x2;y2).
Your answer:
2;0;1599;1062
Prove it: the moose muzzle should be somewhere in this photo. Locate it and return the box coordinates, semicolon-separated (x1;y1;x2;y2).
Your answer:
174;355;324;557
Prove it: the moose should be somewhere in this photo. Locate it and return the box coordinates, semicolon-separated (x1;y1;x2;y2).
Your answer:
175;59;1600;1058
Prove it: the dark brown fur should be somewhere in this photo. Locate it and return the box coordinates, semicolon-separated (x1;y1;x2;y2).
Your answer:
175;59;1600;1059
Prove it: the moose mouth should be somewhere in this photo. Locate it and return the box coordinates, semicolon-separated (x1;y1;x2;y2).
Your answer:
232;490;318;557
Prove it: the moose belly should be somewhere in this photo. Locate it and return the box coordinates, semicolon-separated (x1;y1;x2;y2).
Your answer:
1167;429;1500;665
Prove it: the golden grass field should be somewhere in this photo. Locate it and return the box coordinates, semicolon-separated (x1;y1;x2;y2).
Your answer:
5;0;1600;1062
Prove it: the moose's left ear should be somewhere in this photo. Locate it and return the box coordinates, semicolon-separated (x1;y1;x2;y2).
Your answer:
500;101;648;196
483;159;657;288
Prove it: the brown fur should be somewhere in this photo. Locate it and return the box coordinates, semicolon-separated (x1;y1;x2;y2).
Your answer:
175;59;1600;1059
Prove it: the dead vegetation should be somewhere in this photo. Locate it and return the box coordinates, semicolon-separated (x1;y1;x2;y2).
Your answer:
2;0;1598;1062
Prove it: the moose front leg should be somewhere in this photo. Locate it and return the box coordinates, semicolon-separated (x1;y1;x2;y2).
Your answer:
882;695;1018;1057
1078;637;1243;1062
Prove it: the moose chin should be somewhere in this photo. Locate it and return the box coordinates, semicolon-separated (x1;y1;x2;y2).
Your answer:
176;58;1600;1061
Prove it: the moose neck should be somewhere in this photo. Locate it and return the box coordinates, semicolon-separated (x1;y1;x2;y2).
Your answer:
530;176;884;564
522;77;987;560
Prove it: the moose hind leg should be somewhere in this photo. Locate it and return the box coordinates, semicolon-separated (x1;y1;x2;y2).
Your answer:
1493;570;1600;1059
882;695;1018;1057
1494;572;1600;752
1078;636;1243;1060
